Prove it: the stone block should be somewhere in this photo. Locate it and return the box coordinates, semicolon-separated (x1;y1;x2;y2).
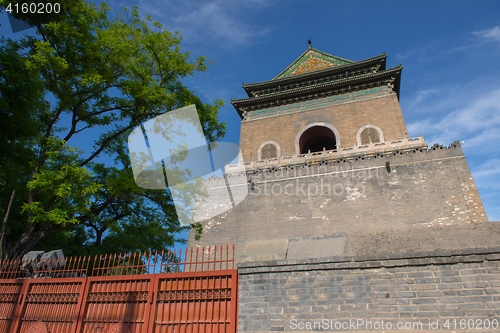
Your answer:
287;234;346;260
240;238;289;263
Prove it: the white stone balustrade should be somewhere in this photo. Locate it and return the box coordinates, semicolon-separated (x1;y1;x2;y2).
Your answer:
225;135;426;172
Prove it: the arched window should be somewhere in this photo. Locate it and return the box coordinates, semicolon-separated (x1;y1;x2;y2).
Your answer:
258;141;280;160
356;125;384;146
297;125;337;154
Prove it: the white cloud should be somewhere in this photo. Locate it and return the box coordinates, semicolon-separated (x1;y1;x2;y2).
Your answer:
474;26;500;42
132;0;271;47
405;88;439;114
472;158;500;221
400;28;500;223
407;85;500;223
407;88;500;148
473;158;500;180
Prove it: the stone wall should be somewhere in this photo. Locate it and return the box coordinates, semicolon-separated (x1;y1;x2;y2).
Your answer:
239;92;408;162
238;248;500;332
188;143;488;263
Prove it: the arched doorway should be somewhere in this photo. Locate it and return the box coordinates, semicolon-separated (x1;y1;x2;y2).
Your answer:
297;125;337;154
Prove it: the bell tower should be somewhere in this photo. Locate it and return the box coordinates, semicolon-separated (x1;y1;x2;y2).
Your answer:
231;47;421;165
188;46;488;263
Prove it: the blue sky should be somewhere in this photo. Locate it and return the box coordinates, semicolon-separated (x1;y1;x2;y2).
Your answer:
2;1;499;221
124;0;500;220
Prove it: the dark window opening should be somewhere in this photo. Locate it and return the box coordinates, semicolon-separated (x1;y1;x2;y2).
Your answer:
299;126;337;154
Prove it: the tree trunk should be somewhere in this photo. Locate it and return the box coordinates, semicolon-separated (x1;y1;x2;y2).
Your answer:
9;223;45;259
7;221;62;259
0;190;16;260
95;227;106;247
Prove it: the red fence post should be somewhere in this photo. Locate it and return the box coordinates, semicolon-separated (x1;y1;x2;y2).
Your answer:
0;244;237;333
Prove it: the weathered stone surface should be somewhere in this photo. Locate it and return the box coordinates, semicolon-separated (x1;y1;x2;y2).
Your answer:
240;238;289;262
287;234;346;260
193;47;497;333
189;145;490;263
238;254;500;332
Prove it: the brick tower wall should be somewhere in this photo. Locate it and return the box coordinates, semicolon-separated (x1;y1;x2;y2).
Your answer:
239;92;408;162
237;249;500;333
188;143;489;263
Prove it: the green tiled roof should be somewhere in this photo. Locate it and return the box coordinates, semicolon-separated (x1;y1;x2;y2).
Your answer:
233;66;399;103
231;48;400;120
274;48;354;79
241;53;386;95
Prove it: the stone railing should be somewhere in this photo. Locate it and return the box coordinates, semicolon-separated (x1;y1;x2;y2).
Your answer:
225;135;426;172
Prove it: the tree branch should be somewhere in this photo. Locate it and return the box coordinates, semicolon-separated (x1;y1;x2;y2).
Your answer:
62;103;79;142
79;125;135;167
72;125;90;134
77;104;133;123
78;195;116;225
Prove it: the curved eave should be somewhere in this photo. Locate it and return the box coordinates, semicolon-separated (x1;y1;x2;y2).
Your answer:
242;53;387;97
232;66;402;119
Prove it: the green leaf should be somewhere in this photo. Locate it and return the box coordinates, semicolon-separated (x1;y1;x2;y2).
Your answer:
0;0;225;258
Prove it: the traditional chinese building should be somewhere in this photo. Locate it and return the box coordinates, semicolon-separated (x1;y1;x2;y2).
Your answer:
190;44;489;259
189;44;500;333
232;43;410;161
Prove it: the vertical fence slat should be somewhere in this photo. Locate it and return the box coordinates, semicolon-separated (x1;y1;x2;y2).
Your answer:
0;245;236;333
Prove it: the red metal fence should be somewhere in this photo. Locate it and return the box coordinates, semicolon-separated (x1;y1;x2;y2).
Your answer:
0;245;237;333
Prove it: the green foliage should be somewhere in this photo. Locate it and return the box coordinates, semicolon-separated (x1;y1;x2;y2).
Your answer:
0;1;225;258
21;138;101;226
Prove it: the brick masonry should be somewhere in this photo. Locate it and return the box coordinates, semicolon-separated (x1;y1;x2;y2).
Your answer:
237;250;500;332
191;49;499;331
239;93;408;162
188;143;489;263
190;49;499;332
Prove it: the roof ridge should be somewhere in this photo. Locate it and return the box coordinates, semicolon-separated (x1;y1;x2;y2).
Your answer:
272;47;355;80
243;53;387;89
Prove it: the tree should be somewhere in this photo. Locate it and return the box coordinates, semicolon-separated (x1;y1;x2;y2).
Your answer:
0;0;225;259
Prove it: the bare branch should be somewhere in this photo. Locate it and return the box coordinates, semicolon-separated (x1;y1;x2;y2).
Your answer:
79;124;136;167
77;104;133;123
